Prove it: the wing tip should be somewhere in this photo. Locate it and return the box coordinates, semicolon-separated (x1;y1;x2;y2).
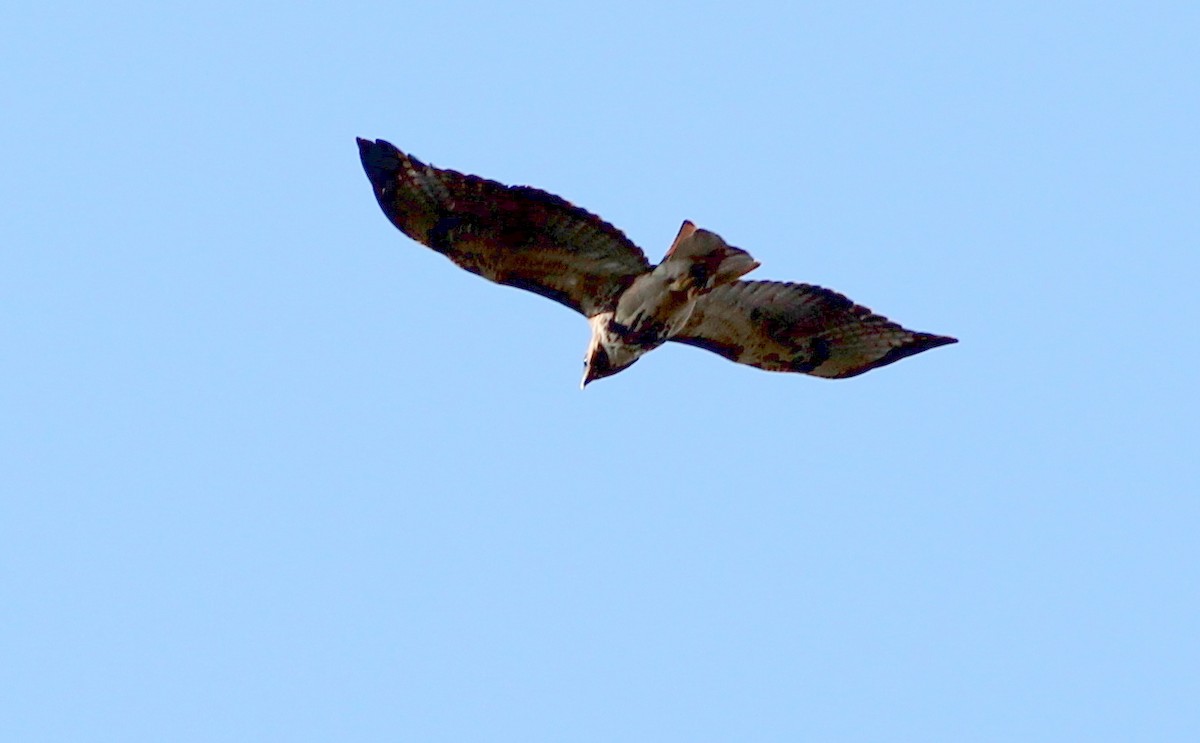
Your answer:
830;331;958;378
915;332;958;349
357;137;404;182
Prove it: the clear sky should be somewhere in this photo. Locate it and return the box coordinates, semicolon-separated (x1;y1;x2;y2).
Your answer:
4;2;1198;741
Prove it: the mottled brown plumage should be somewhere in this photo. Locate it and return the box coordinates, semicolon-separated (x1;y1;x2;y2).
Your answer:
357;138;956;386
358;138;648;317
674;281;956;378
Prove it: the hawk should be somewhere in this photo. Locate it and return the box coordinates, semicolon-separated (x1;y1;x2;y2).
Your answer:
357;138;956;387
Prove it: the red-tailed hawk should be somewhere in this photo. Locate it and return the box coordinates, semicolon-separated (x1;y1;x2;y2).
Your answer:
358;138;956;387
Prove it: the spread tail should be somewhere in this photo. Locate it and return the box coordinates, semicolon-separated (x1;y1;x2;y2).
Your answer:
662;220;760;294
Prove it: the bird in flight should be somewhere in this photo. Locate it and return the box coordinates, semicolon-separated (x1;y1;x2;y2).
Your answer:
357;138;956;387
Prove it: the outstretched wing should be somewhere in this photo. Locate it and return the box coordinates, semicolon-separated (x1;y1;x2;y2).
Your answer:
358;138;651;317
672;281;956;378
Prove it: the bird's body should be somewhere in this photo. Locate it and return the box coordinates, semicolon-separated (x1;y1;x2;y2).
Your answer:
357;138;956;387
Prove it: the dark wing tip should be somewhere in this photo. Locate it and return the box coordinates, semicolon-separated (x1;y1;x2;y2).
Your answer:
915;332;958;349
356;137;403;184
832;331;958;379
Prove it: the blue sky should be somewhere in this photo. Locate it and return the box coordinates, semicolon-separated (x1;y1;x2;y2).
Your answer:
3;2;1198;740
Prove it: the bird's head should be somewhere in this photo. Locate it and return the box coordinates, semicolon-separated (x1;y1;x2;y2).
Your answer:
581;313;640;389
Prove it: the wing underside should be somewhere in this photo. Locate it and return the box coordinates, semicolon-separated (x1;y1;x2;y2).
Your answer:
358;138;650;316
672;280;956;378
